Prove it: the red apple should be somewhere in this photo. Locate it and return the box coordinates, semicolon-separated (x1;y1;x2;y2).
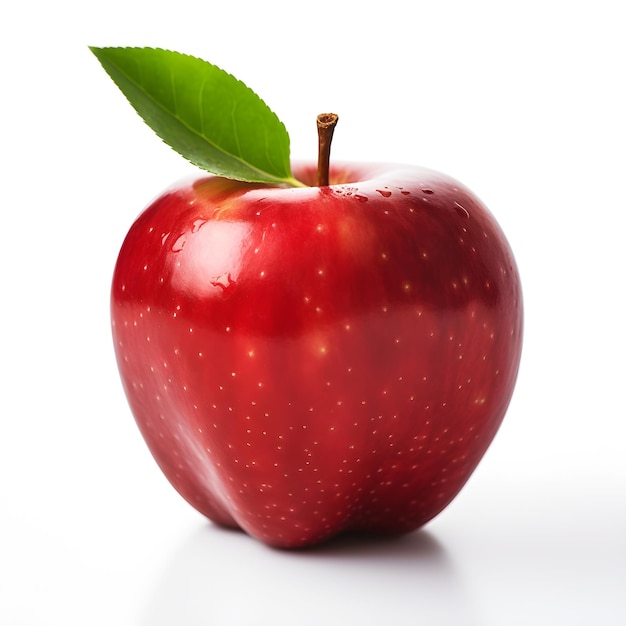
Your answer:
111;161;523;548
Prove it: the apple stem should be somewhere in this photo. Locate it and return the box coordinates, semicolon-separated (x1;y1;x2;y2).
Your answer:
317;113;339;187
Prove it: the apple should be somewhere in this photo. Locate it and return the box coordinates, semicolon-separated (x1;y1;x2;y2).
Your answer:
111;160;523;548
92;47;522;548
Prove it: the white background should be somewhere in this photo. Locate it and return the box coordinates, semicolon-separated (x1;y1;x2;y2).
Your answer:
1;0;624;624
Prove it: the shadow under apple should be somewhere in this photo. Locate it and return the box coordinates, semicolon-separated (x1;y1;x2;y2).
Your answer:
141;523;480;626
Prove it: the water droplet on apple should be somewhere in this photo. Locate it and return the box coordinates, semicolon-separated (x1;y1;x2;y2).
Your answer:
171;234;187;252
354;194;369;202
454;202;470;219
401;190;411;196
421;188;434;194
210;272;236;291
192;219;207;233
376;189;392;198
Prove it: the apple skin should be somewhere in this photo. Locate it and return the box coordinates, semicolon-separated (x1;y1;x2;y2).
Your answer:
111;162;523;548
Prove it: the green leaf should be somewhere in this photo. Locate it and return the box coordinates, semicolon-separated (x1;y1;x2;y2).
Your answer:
89;47;304;187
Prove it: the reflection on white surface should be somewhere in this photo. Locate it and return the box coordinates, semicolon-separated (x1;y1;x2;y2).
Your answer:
137;482;626;626
142;525;479;626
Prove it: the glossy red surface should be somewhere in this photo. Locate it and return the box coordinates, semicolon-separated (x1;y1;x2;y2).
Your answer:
111;162;523;547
